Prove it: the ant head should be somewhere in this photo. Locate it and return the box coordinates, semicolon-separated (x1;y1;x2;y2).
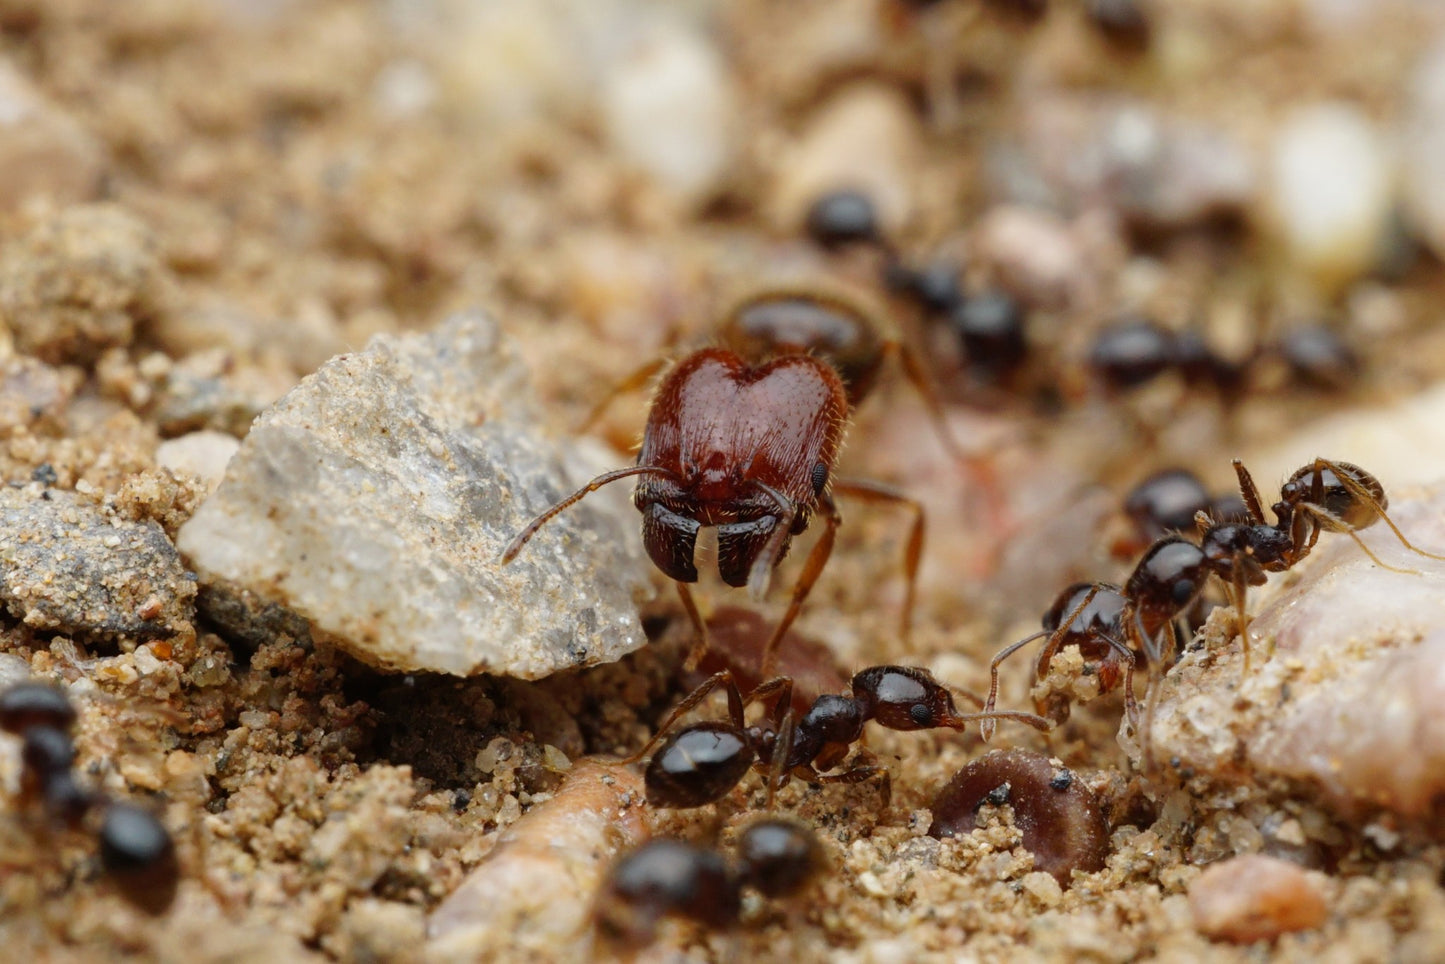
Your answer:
852;666;960;731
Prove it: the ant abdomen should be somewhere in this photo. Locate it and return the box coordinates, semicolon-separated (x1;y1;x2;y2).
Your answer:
644;723;757;809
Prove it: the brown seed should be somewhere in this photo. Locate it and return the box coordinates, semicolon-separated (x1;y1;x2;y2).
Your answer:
928;748;1109;885
1189;854;1328;944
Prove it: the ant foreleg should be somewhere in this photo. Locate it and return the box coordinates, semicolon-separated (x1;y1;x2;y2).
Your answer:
831;479;924;643
1097;632;1139;735
981;631;1047;741
757;499;840;679
574;357;670;435
676;583;712;672
1230;459;1271;526
616;669;744;766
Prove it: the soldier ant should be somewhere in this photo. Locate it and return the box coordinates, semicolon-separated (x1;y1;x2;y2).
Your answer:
503;286;978;677
1;682;179;915
593;816;826;948
625;665;1050;811
1197;458;1445;669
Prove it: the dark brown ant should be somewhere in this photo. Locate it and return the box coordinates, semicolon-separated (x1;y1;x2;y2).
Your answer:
593;816;825;947
0;682;179;915
627;666;1050;810
982;533;1213;744
503;286;972;677
1198;458;1445;669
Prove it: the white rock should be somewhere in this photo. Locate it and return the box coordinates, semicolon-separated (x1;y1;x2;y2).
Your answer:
1269;103;1392;291
176;311;655;679
155;431;241;493
1401;36;1445;262
601;20;736;207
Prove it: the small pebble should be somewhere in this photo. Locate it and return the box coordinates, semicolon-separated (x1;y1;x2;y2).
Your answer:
1189;854;1328;943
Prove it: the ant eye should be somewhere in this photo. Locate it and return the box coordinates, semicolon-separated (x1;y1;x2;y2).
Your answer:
909;703;932;727
1172;579;1197;605
810;463;829;496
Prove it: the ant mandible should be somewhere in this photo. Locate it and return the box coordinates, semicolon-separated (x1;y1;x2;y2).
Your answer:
503;286;967;677
0;682;179;915
624;665;1050;810
1197;457;1445;670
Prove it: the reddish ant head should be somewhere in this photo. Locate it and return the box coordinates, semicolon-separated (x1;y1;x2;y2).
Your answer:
851;666;964;732
634;348;846;595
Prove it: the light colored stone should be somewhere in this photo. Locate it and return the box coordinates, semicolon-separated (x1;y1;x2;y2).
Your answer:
0;486;195;641
601;19;736;207
176;311;655;679
155;431;241;493
1402;36;1445;262
1144;483;1445;818
989;96;1257;229
0;59;105;212
1268;103;1392;292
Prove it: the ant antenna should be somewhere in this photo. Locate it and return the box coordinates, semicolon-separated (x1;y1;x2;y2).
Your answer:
500;465;677;563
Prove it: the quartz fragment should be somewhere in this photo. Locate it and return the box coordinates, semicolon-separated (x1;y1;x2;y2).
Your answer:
1142;484;1445;819
176;311;654;678
0;486;195;641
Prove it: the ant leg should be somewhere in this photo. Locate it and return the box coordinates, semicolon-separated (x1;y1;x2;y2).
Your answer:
1097;632;1139;734
764;708;796;811
744;676;796;725
1317;458;1445;562
615;669;744;766
757;501;840;679
1297;503;1422;574
1139;674;1164;775
500;465;668;563
814;759;891;808
981;631;1047;741
831;479;924;642
1230;459;1270;526
573;357;670;435
676;583;713;672
892;341;1011;536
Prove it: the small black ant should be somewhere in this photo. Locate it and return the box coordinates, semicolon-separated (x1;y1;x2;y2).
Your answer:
593;816;826;947
503;285;987;678
626;665;1050;810
0;682;179;915
1197;458;1445;669
982;533;1213;742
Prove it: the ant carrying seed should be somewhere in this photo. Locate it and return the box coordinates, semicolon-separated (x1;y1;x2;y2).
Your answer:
624;666;1050;811
503;285;982;678
0;682;179;915
593;816;825;948
1197;458;1445;670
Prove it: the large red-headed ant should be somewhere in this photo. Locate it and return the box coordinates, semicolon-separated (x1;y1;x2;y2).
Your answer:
503;286;983;677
